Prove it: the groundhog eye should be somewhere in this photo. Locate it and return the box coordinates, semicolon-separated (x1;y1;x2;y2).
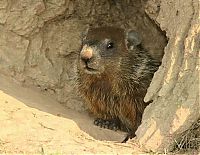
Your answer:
107;42;114;49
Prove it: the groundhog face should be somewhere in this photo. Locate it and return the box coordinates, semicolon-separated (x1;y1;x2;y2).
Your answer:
79;27;141;75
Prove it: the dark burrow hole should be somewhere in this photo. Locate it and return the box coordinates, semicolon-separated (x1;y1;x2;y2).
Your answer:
68;0;168;141
36;0;169;143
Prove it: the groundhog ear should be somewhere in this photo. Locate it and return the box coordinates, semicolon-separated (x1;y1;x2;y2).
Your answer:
126;30;142;48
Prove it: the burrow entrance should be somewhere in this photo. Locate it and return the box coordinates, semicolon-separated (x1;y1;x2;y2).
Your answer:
1;0;199;153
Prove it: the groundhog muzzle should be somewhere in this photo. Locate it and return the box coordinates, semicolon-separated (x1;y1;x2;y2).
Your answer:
77;27;160;142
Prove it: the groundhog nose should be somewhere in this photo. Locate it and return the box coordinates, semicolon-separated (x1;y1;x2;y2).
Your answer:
80;46;93;61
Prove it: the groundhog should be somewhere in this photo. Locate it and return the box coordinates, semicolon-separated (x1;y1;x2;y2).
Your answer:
77;26;160;142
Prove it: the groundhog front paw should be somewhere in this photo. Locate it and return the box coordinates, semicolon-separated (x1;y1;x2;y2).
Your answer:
94;118;120;131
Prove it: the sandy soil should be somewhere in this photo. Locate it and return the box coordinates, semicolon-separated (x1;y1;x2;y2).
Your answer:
0;74;144;154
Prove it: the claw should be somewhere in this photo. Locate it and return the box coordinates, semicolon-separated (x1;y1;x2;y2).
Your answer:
121;132;136;143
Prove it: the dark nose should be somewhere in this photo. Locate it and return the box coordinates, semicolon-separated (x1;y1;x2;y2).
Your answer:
81;56;90;63
80;52;91;62
80;46;93;63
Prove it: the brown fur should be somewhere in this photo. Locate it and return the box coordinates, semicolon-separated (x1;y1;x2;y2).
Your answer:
77;27;160;139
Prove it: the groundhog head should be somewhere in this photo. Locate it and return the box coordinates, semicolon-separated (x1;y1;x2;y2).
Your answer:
79;27;142;75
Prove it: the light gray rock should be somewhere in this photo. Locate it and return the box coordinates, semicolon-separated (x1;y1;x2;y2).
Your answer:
0;0;9;24
5;0;45;36
25;19;87;111
0;25;29;74
136;0;200;152
40;0;67;22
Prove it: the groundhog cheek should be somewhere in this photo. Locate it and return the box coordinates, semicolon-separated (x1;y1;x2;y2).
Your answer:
87;61;99;69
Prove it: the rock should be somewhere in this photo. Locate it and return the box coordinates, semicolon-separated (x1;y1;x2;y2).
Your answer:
40;0;67;22
136;0;200;152
0;25;29;74
25;19;87;110
5;0;45;36
0;0;9;24
0;0;198;153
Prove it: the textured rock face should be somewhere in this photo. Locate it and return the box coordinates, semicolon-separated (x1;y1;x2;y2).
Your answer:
0;0;166;111
0;26;29;74
136;0;200;152
0;0;198;153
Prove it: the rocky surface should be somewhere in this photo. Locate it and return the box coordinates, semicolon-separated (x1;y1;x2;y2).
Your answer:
0;75;143;154
0;0;199;153
0;0;166;111
136;0;200;152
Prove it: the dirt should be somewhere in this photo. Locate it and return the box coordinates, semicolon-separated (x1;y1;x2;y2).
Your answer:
0;74;143;154
0;0;199;153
